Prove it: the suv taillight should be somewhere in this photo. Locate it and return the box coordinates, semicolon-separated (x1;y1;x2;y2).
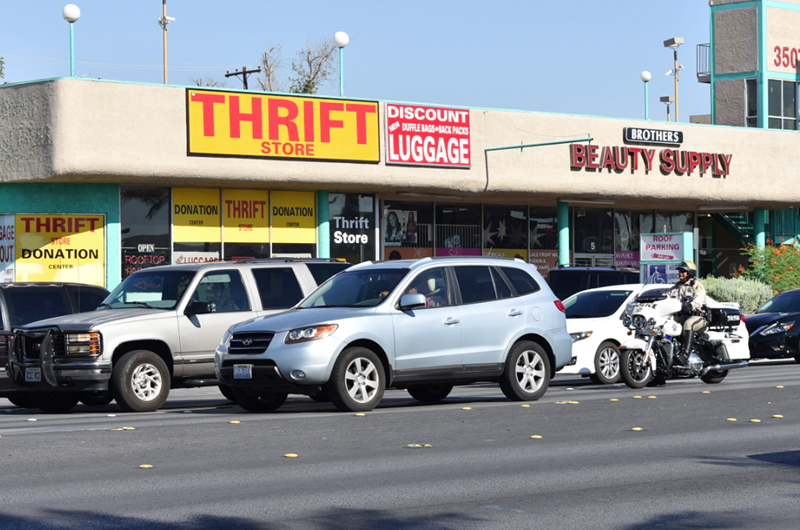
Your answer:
554;300;565;313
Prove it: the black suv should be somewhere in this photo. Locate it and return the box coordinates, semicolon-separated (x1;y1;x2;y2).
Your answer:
546;266;639;300
1;282;109;407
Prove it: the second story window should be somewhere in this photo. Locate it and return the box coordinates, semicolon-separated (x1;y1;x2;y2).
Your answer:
768;79;797;130
746;79;758;127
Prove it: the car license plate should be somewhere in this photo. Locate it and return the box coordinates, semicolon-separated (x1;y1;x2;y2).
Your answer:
233;364;253;379
25;368;41;382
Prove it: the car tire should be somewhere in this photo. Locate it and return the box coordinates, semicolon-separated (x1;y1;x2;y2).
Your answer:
589;342;621;385
407;383;453;402
219;384;236;402
111;350;171;412
29;392;79;413
329;347;385;412
620;349;652;389
79;392;114;406
499;341;551;401
231;388;288;412
6;393;33;408
700;369;728;384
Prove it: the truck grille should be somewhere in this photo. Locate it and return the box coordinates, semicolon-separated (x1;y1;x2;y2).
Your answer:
228;332;274;354
14;330;67;360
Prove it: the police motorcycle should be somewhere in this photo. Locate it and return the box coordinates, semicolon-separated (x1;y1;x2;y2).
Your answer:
619;290;748;389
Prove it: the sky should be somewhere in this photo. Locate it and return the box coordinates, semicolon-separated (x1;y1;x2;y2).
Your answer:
0;0;711;122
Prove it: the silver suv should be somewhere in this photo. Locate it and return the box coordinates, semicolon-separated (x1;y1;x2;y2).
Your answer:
216;257;572;412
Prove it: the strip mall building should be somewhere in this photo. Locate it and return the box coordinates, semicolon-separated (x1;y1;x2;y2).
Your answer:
1;0;799;290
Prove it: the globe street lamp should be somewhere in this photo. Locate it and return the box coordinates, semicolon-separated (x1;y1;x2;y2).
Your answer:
640;70;651;120
333;31;349;97
62;4;81;77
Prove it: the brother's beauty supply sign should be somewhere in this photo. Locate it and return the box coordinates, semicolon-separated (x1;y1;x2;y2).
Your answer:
385;104;471;168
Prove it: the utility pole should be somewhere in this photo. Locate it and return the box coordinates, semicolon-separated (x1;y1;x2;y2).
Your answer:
225;66;261;90
158;0;175;84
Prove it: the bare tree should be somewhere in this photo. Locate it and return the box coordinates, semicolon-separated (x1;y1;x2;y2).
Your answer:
257;43;285;92
289;37;336;94
190;74;227;87
0;57;5;79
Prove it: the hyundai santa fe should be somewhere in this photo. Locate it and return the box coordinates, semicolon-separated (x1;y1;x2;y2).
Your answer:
215;257;572;412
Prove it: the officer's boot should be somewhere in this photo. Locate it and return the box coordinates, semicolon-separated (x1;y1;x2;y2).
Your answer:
681;330;694;356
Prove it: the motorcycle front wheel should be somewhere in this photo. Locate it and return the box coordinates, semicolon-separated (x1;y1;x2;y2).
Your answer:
621;349;653;389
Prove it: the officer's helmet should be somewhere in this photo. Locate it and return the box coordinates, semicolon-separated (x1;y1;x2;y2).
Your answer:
676;260;697;278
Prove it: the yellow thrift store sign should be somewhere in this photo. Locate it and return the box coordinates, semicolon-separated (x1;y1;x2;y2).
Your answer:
187;89;380;162
173;188;222;243
15;214;105;287
272;191;316;243
223;189;270;243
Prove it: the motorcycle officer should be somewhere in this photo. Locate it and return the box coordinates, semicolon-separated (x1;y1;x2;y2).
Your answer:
667;260;708;358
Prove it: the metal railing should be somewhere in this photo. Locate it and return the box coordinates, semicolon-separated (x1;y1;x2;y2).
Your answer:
697;43;711;83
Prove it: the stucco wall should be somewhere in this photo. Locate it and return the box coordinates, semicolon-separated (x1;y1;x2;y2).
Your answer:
714;7;758;75
0;82;56;182
715;78;746;127
1;79;800;212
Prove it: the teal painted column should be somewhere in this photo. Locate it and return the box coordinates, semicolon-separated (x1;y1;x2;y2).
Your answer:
317;190;330;258
557;201;570;266
754;207;766;248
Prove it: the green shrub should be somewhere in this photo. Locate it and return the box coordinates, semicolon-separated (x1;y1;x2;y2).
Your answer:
738;243;800;294
702;275;774;314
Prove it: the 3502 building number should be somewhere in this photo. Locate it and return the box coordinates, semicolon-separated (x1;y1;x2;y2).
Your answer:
774;45;800;68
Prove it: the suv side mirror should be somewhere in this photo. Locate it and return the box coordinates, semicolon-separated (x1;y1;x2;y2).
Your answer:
185;301;213;316
399;293;427;310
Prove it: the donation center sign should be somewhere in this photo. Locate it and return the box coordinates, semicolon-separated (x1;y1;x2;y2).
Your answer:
385;103;471;167
187;89;380;162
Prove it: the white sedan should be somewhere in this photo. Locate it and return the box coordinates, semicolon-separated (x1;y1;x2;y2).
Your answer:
558;283;750;384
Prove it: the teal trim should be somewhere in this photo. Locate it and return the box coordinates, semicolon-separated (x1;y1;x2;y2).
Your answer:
0;183;120;289
711;7;716;124
715;72;759;80
557;201;569;266
761;71;800;81
317;191;330;258
758;1;768;128
754;207;766;248
69;22;75;77
712;1;758;11
711;217;717;276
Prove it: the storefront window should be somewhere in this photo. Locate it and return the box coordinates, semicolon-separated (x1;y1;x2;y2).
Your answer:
573;208;613;254
483;205;527;260
614;210;649;268
436;203;481;256
382;200;433;260
655;211;693;233
329;193;376;263
768;79;797;130
528;206;558;274
120;186;171;278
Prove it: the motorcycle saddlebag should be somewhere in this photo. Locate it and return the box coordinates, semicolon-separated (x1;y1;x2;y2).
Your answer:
707;306;741;332
709;340;730;362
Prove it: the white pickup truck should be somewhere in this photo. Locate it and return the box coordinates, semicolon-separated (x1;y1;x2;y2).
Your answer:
7;259;349;413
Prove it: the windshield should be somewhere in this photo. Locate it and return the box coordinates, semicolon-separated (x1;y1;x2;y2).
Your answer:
756;291;800;314
564;289;633;318
103;270;196;310
300;268;408;308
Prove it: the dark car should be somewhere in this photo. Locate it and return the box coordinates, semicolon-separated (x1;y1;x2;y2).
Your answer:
1;282;109;407
546;266;640;301
745;289;800;362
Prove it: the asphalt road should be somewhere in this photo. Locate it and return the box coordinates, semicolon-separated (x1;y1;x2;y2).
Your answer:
1;360;799;530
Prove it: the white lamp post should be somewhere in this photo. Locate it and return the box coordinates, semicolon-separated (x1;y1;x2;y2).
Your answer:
640;70;651;120
62;4;81;77
333;31;349;97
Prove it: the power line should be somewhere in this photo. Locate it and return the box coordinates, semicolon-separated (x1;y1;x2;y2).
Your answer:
225;66;261;90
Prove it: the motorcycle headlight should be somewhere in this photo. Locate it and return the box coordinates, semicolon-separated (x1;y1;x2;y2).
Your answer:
285;324;338;344
632;315;647;330
622;317;631;328
569;331;593;343
760;321;795;336
66;332;102;355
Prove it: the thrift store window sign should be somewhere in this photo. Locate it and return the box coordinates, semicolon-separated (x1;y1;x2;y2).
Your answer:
1;214;15;283
187;89;380;162
173;188;222;243
271;191;316;244
15;214;105;287
223;189;270;244
332;215;371;245
385;104;471;168
570;127;732;177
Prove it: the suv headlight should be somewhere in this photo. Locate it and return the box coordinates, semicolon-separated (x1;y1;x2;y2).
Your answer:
285;324;338;344
569;331;593;343
219;330;233;349
760;321;795;336
66;333;102;355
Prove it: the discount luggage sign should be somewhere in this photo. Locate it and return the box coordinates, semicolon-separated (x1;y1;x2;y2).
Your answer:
386;104;471;168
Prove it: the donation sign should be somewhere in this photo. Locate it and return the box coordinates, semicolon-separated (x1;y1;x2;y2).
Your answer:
187;89;380;162
385;103;471;168
271;191;316;243
15;214;105;287
173;188;222;243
